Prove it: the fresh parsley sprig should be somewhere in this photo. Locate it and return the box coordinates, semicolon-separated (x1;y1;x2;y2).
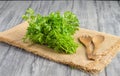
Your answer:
22;8;80;54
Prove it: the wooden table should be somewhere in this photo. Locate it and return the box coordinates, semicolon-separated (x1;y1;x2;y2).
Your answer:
0;1;120;76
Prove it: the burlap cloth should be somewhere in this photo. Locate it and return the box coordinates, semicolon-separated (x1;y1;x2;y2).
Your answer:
0;22;120;74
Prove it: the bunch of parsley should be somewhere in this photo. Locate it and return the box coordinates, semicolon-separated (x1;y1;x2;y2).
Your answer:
22;8;79;54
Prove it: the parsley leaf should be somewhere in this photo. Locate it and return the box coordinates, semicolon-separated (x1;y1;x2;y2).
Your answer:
22;8;80;54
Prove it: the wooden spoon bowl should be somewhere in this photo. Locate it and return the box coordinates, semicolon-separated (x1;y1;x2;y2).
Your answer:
92;35;105;55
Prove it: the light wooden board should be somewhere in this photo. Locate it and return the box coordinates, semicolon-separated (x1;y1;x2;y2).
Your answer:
0;1;120;76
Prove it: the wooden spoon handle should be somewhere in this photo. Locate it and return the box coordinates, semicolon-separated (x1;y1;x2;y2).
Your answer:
0;32;2;42
93;47;98;56
86;43;95;60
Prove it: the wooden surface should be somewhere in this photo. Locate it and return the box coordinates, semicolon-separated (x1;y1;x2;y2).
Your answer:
0;1;120;76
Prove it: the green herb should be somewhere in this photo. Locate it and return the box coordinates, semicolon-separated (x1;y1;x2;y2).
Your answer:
22;8;80;54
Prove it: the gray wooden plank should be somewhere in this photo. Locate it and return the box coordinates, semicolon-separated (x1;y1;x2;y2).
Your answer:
0;1;32;31
0;43;10;66
105;52;120;76
0;1;34;76
0;47;34;76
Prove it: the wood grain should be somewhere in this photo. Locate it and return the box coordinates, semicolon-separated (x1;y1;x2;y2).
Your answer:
0;0;120;76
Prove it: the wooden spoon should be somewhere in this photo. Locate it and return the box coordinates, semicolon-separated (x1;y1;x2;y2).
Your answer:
92;35;104;55
79;35;94;60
